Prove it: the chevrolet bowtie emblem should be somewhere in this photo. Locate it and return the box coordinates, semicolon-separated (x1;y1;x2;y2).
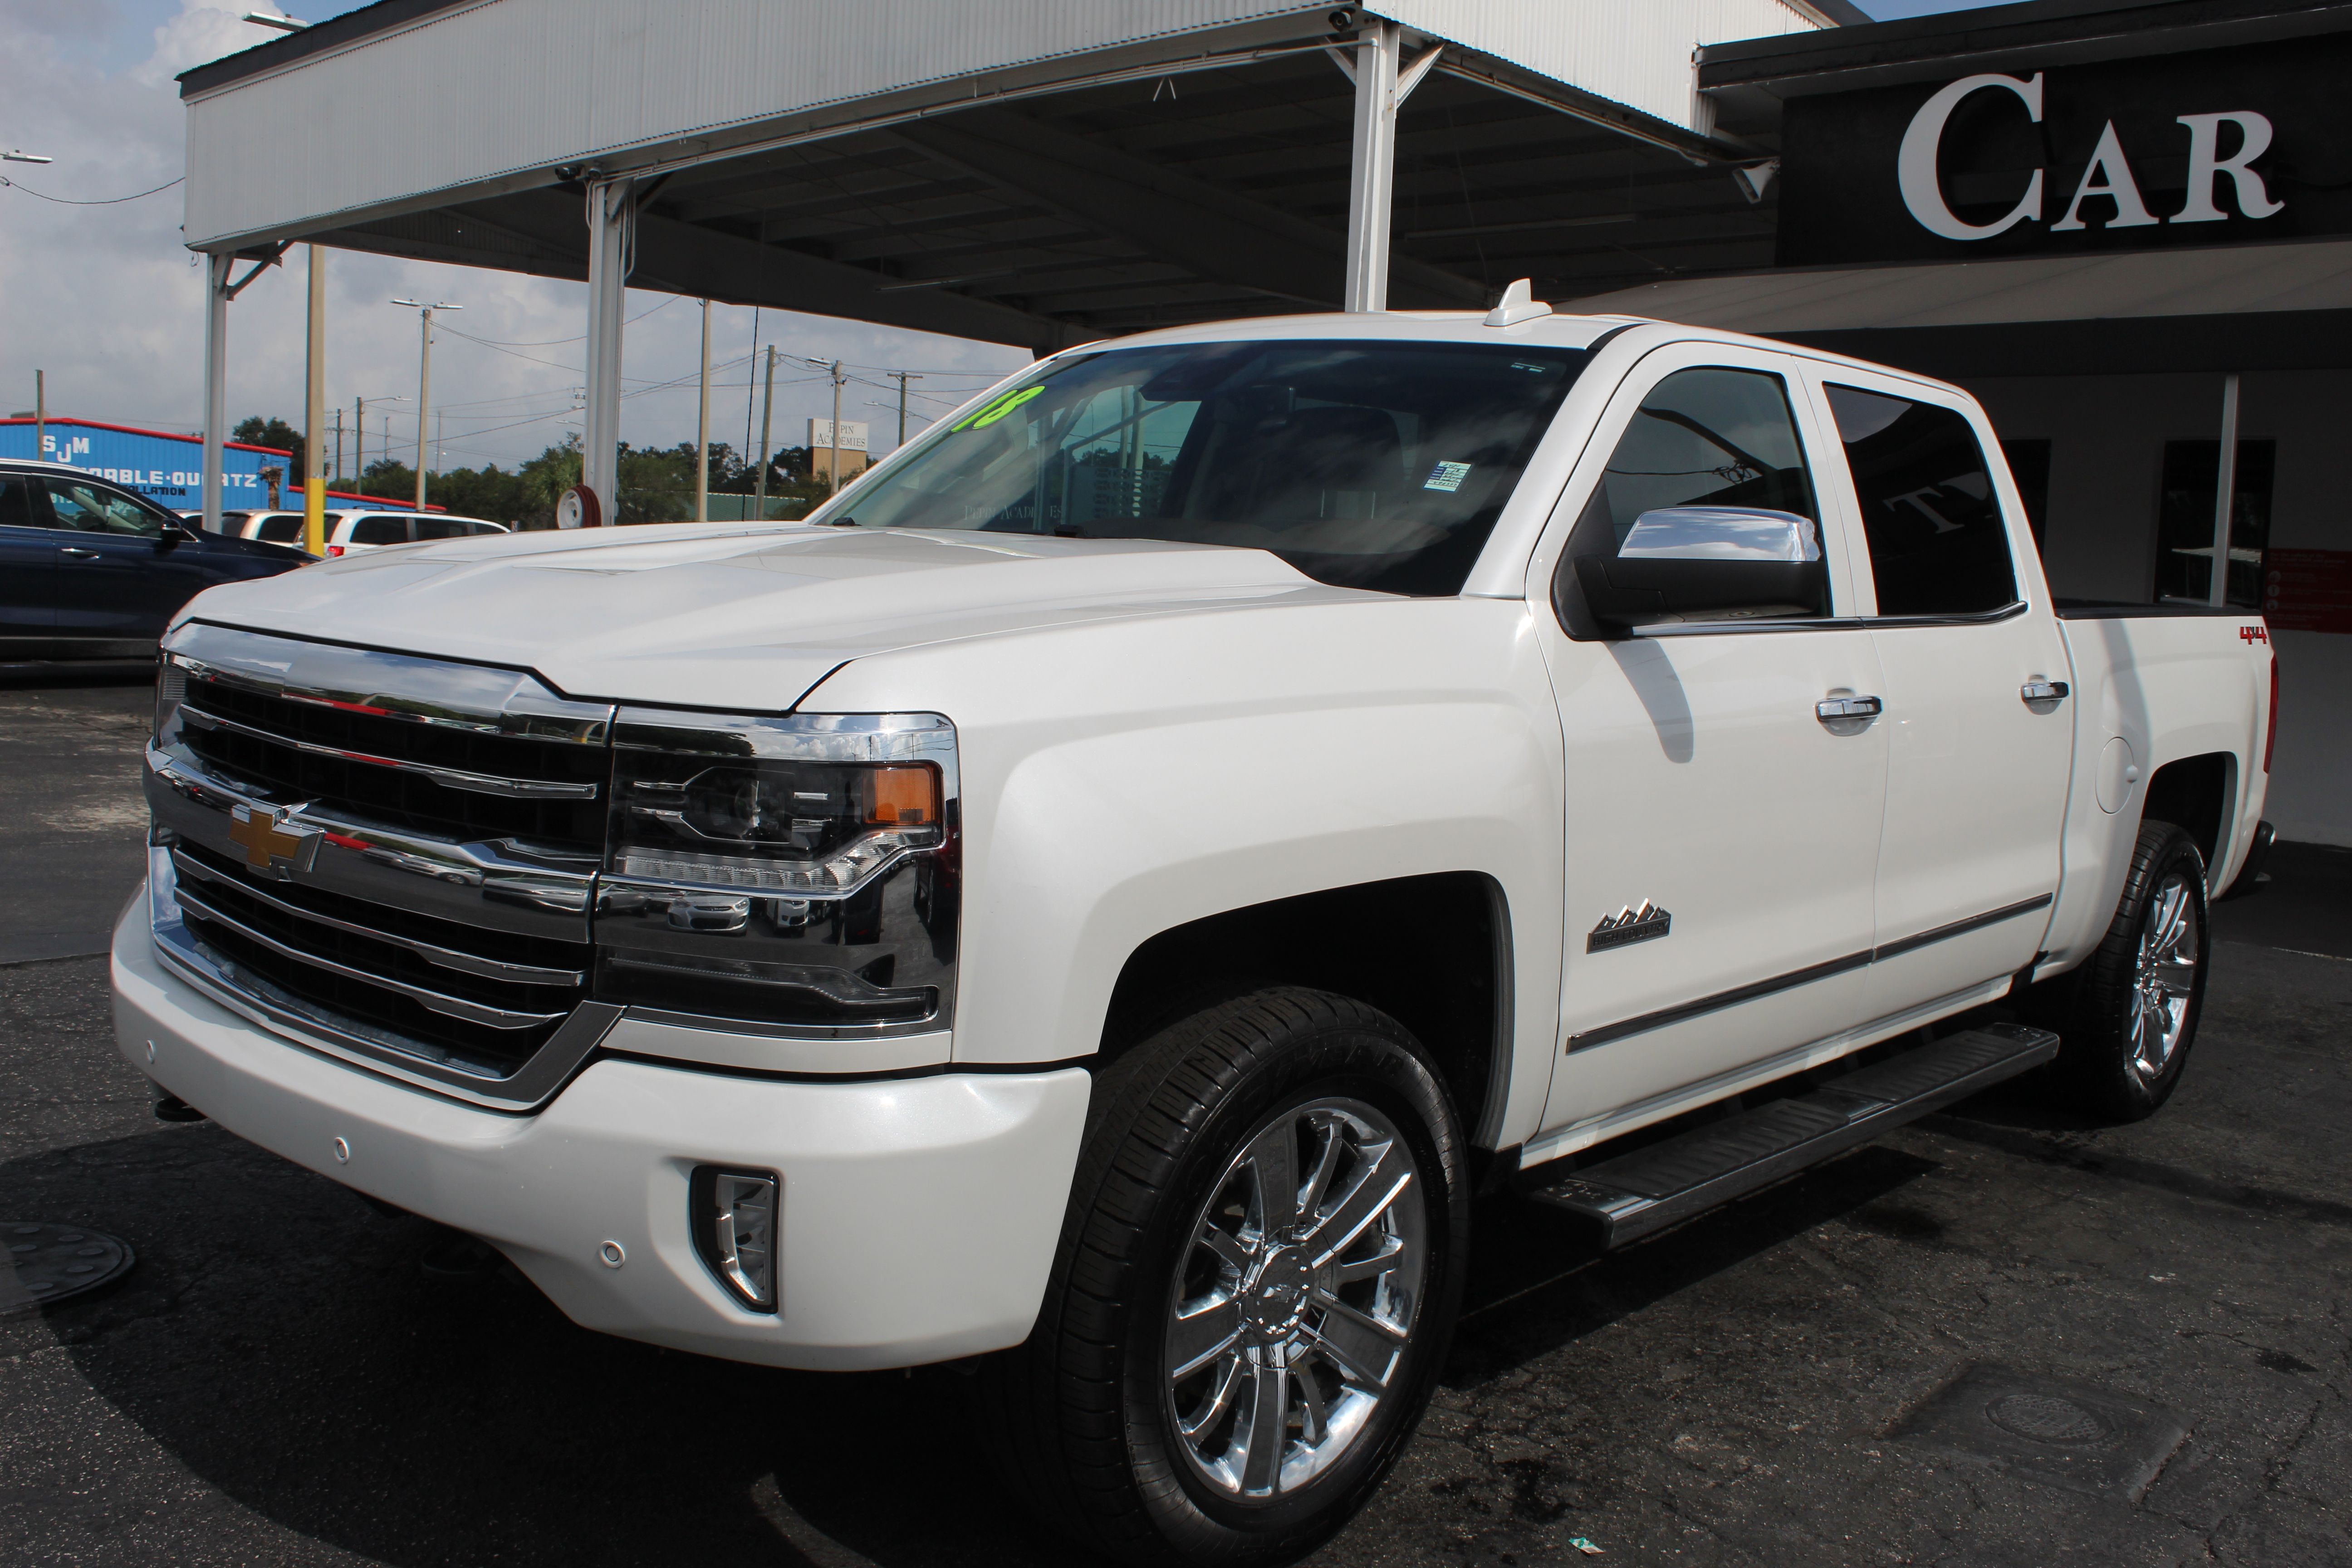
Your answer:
228;803;321;878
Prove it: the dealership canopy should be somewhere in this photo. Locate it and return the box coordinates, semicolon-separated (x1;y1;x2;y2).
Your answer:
173;0;1854;524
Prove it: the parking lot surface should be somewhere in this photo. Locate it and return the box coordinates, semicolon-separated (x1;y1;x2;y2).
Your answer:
3;677;2347;1567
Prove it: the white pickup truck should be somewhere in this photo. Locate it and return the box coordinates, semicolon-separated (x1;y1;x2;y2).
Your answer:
116;295;2276;1565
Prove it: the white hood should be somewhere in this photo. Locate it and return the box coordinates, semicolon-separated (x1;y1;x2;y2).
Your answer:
181;523;1359;712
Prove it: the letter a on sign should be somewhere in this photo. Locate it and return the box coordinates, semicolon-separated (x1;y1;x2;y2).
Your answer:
1898;73;2045;240
2050;122;2159;231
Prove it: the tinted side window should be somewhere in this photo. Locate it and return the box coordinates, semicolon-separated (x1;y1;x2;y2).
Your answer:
1827;386;2018;617
412;518;466;539
1591;367;1818;543
348;516;410;545
0;477;37;530
256;516;304;543
44;478;165;537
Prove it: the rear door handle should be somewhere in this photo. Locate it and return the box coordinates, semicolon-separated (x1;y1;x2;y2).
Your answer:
58;546;101;559
1816;695;1882;722
2021;678;2070;704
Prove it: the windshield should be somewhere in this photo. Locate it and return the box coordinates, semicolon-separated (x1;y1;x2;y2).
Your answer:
826;339;1588;595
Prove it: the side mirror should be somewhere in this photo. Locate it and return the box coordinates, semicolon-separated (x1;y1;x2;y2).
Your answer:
1573;506;1827;628
158;522;195;547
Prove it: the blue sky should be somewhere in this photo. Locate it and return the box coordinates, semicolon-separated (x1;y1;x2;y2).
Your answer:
1;0;2001;471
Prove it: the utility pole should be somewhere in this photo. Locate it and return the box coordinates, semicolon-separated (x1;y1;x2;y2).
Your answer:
695;298;711;524
391;297;459;510
333;406;343;490
888;371;922;450
353;397;363;483
828;359;845;497
754;344;777;520
303;243;327;554
32;369;43;461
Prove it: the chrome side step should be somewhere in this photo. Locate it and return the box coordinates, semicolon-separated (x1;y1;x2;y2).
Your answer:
1527;1023;2059;1249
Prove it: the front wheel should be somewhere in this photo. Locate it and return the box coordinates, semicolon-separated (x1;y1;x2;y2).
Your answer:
2039;819;2211;1121
980;988;1468;1567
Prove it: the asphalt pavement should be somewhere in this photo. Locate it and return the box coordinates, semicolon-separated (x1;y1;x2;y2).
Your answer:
2;677;2346;1567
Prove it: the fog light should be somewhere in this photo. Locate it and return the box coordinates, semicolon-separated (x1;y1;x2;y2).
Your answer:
692;1166;779;1312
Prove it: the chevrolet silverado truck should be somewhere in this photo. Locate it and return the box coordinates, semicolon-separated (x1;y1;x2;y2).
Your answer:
116;294;2277;1566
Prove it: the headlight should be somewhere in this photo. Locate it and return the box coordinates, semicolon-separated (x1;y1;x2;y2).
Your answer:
593;710;958;1033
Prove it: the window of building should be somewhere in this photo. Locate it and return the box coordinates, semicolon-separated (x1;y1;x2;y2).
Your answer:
2155;439;2273;608
1826;385;2018;617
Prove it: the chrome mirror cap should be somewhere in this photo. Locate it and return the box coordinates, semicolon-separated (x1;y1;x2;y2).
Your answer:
1618;507;1820;564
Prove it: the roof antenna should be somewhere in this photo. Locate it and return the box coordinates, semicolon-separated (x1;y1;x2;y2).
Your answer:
1483;278;1552;328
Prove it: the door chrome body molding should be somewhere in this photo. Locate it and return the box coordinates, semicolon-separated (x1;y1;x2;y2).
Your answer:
1567;892;2053;1053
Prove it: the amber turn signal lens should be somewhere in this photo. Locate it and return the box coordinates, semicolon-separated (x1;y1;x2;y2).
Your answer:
864;764;939;827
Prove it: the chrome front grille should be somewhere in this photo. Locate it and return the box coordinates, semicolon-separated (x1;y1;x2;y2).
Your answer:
174;652;608;851
147;623;620;1108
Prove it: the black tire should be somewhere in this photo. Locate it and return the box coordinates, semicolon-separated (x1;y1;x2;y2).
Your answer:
979;988;1470;1568
2037;819;2211;1122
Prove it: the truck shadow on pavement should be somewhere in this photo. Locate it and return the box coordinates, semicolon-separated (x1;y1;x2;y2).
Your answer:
10;1121;1942;1568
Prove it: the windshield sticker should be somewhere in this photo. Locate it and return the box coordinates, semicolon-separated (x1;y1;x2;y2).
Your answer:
1423;461;1473;492
951;385;1044;431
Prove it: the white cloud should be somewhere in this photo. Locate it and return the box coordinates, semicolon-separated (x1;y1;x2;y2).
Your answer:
3;3;1029;474
132;0;270;87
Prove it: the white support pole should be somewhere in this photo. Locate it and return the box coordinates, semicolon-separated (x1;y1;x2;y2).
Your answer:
2209;372;2241;607
412;306;433;511
695;298;711;524
582;178;634;526
1342;18;1403;314
201;252;231;533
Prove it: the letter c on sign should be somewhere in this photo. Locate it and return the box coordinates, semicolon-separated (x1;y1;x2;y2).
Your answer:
1898;73;2045;240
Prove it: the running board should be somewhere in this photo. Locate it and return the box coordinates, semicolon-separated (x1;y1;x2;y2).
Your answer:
1527;1023;2059;1249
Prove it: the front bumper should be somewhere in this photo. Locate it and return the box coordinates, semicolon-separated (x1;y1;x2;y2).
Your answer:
111;890;1089;1370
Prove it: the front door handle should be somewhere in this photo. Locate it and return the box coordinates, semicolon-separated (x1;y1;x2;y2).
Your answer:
1816;695;1883;723
58;546;101;559
2021;678;2071;704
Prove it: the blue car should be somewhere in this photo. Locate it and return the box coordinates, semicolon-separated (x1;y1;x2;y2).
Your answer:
1;461;310;662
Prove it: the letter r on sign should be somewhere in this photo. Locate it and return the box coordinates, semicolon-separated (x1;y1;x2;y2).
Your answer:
2175;113;2284;223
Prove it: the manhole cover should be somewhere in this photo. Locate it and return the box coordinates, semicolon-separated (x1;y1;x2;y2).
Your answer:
1891;1363;2185;1501
0;1222;136;1316
1987;1392;2113;1446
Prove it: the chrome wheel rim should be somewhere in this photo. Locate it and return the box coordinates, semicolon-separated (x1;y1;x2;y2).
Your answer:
2127;870;2200;1086
1163;1097;1426;1503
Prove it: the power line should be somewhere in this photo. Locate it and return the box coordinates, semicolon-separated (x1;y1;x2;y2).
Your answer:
0;174;183;205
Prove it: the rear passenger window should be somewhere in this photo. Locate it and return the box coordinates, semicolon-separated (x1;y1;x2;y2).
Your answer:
256;516;303;543
0;477;33;530
1827;386;2018;617
349;516;409;545
412;518;466;539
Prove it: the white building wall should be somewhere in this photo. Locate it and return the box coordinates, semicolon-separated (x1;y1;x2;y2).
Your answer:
1970;370;2352;846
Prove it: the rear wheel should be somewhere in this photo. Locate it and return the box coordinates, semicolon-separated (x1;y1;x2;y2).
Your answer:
981;988;1468;1567
2040;820;2210;1121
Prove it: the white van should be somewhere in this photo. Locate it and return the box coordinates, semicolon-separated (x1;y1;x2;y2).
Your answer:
323;512;510;555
